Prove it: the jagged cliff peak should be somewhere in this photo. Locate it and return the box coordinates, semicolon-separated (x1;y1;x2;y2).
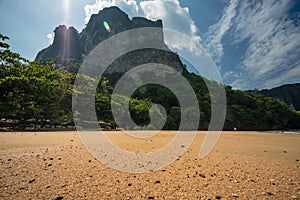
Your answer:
36;25;82;61
35;6;183;74
36;6;164;62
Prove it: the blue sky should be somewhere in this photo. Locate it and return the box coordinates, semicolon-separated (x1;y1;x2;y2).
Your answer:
0;0;299;90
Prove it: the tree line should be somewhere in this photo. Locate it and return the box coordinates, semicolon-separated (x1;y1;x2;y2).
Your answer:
1;34;300;131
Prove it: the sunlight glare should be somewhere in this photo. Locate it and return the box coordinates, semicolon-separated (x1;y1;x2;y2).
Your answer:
63;0;70;25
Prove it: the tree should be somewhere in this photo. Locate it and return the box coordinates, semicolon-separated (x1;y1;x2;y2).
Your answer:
0;34;74;129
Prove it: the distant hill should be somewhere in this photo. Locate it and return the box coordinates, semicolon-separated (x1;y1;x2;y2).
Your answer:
259;83;300;111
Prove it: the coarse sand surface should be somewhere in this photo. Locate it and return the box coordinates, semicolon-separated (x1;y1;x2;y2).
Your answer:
0;131;299;199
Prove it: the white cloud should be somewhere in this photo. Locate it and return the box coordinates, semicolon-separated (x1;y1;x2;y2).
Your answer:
223;70;241;80
84;0;202;55
84;0;139;24
46;33;54;44
204;0;300;89
204;0;239;65
140;0;201;55
230;0;300;89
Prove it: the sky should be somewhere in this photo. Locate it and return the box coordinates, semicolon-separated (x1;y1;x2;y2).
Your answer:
0;0;299;90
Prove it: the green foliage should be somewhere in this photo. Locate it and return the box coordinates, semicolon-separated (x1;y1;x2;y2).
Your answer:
0;34;74;129
129;98;153;127
106;94;164;130
224;89;300;130
259;83;300;111
98;65;300;131
164;107;180;130
72;73;97;121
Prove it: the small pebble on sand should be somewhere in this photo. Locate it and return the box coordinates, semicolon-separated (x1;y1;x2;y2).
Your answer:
199;173;206;178
232;193;239;197
29;178;35;184
215;195;222;199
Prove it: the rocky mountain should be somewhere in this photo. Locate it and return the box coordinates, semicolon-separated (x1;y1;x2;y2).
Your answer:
260;83;300;111
36;25;82;61
35;6;183;74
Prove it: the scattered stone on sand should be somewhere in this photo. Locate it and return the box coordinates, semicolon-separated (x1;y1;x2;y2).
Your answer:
28;178;35;184
199;173;206;178
232;193;239;198
1;131;299;199
269;179;276;185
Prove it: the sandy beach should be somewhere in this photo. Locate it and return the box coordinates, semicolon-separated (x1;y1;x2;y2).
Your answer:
0;131;299;199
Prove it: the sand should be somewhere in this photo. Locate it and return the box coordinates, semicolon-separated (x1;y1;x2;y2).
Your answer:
0;131;299;199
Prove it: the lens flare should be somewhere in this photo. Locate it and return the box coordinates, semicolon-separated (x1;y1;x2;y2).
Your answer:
62;0;70;59
103;21;111;32
63;0;70;25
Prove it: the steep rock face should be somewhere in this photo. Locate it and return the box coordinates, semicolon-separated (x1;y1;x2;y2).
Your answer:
80;6;133;53
36;25;82;61
80;7;164;54
35;6;184;74
260;83;300;110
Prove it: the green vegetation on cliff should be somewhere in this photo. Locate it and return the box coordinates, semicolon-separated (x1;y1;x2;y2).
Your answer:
259;83;300;111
